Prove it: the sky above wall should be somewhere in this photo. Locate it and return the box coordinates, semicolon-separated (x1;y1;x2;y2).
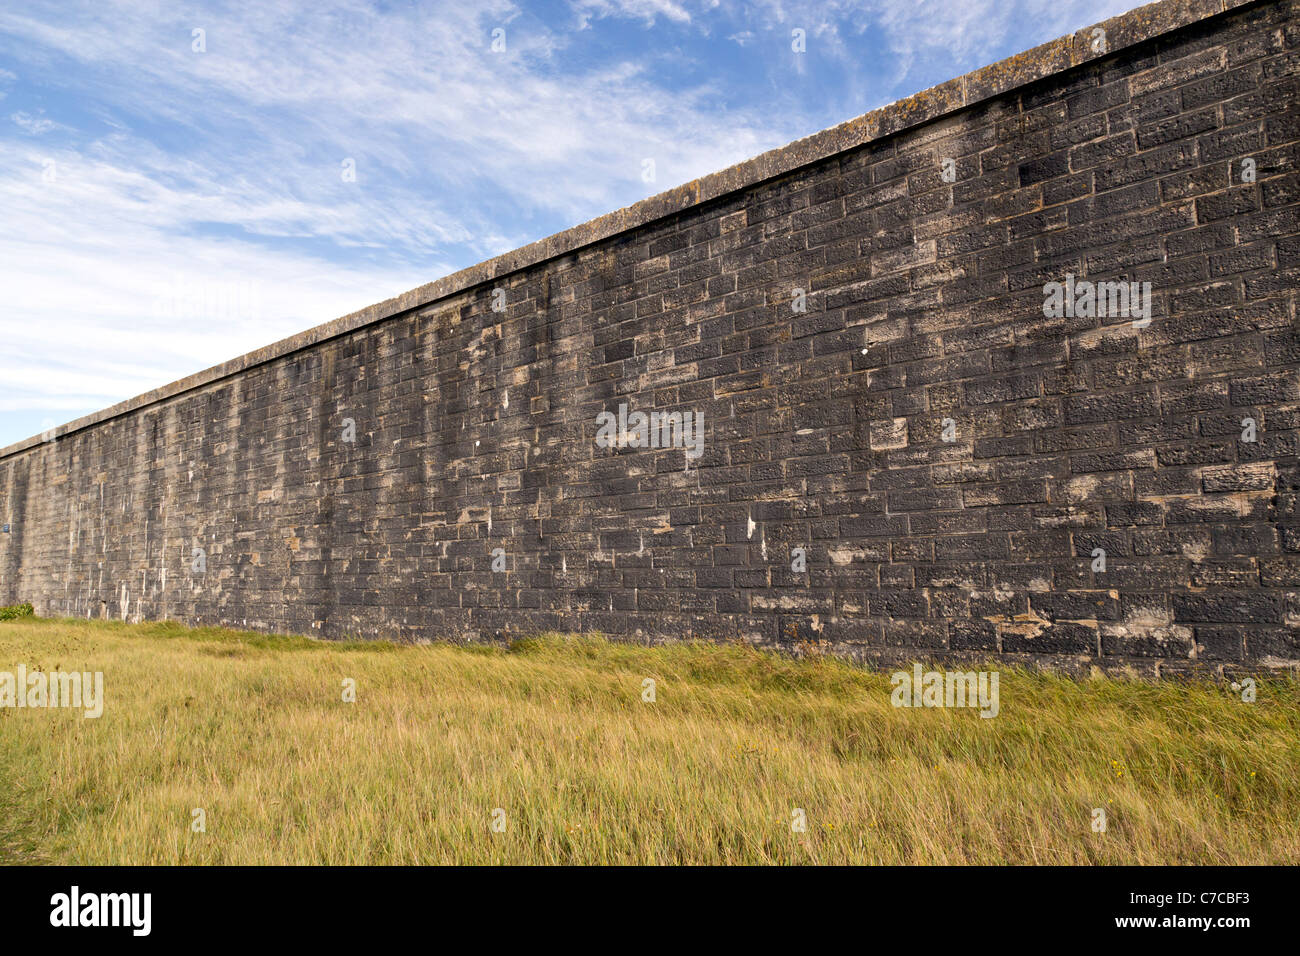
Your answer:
0;0;1135;448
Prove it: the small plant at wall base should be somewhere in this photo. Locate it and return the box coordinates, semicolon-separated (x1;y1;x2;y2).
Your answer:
0;604;33;621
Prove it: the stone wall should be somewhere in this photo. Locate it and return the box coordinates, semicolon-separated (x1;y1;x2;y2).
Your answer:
2;0;1297;675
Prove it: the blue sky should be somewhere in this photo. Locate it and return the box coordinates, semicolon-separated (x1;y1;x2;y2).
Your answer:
0;0;1134;448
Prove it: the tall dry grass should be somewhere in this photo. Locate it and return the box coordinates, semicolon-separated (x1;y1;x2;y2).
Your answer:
0;616;1295;864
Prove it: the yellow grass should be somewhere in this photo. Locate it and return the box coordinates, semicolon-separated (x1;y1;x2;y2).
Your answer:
0;616;1296;864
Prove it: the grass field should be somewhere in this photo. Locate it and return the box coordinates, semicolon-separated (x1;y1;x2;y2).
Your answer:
0;615;1296;865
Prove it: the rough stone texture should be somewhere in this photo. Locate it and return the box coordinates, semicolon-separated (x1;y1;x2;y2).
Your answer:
1;0;1297;677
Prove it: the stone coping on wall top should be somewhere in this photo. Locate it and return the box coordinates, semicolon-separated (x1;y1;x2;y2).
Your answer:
0;0;1262;462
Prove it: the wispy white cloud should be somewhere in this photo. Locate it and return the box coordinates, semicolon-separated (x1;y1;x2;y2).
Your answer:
9;109;56;133
572;0;696;28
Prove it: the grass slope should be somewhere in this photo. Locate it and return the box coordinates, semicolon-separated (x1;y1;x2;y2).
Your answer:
0;616;1296;864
